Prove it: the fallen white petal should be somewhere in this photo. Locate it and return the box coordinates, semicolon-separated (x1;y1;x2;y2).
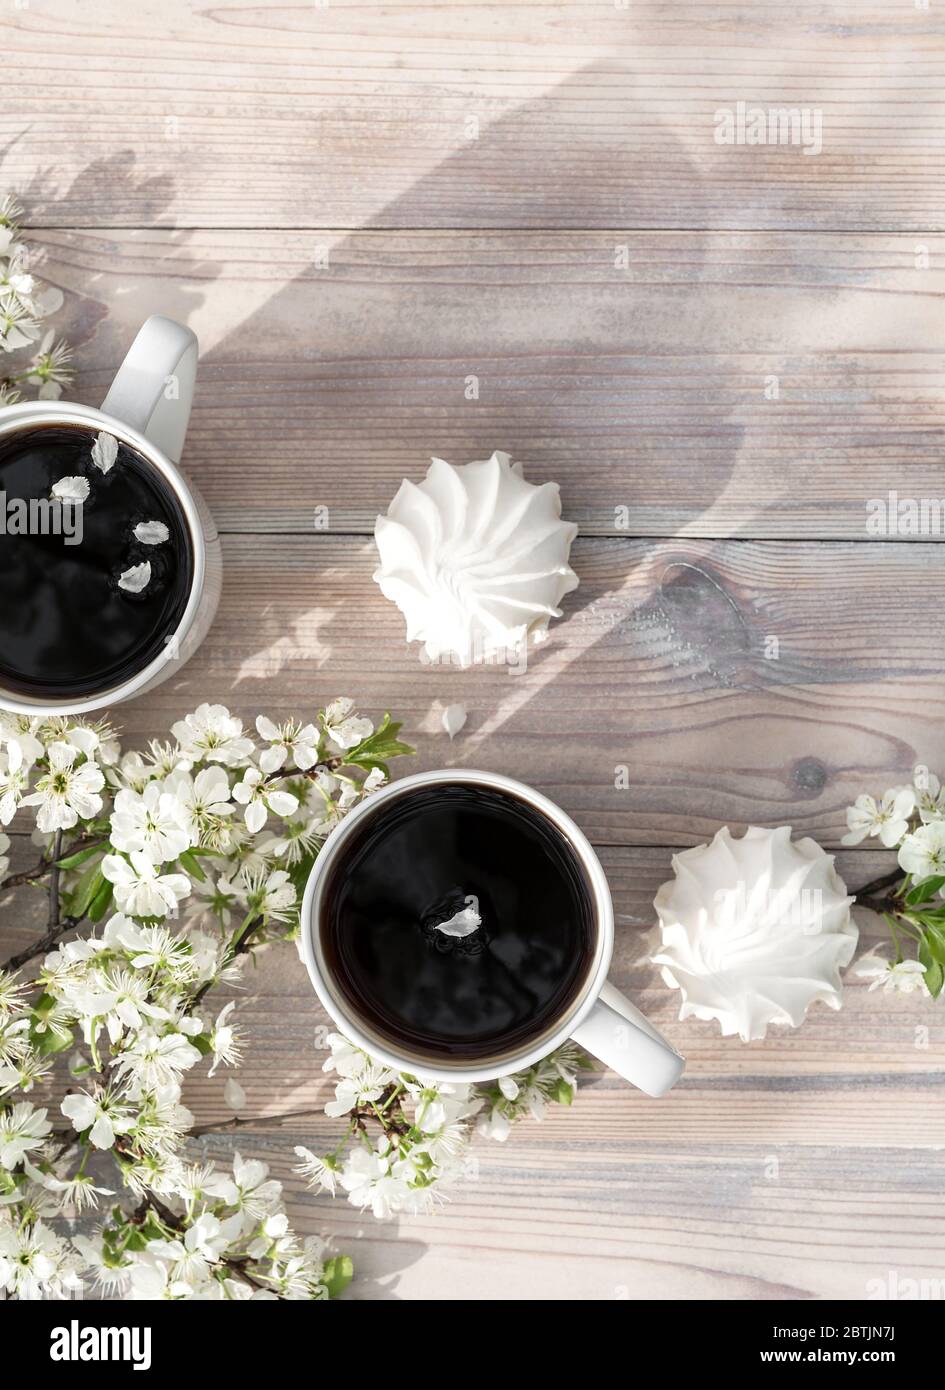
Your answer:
91;431;118;474
224;1078;247;1112
442;703;467;739
434;904;481;938
118;561;151;594
51;476;90;503
133;519;170;545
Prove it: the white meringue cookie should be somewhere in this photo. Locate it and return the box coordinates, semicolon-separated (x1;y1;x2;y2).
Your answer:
651;825;857;1042
373;451;578;665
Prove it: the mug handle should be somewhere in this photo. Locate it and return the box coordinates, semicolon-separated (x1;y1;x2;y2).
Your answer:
571;980;685;1098
101;315;198;465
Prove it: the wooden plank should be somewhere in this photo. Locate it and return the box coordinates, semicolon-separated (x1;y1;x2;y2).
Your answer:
3;2;945;231
38;227;945;539
4;0;944;1302
195;1132;945;1300
50;530;942;849
8;838;939;1300
5;819;940;1302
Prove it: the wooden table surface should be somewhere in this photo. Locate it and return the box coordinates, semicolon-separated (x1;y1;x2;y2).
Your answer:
2;1;943;1300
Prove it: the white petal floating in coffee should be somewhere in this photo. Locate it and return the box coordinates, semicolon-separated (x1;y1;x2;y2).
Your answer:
91;430;119;474
118;561;152;595
442;703;467;739
433;902;482;939
51;475;90;503
133;519;170;546
374;451;579;665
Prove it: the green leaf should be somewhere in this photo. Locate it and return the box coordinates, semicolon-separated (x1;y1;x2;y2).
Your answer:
29;997;74;1053
32;991;57;1021
66;862;107;919
913;907;945;926
87;879;114;923
906;875;945;907
550;1078;574;1105
342;713;414;778
141;1211;168;1241
178;849;207;882
29;1012;74;1055
919;937;944;998
922;922;945;964
289;850;318;901
322;1254;354;1299
56;843;103;871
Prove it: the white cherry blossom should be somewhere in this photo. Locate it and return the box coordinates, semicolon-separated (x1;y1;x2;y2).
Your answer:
60;1089;135;1149
110;782;194;864
898;821;945;880
21;742;105;832
102;850;191;919
255;716;320;773
842;787;915;848
322;697;373;750
232;766;298;833
855;954;929;996
0;1102;52;1167
171;704;255;766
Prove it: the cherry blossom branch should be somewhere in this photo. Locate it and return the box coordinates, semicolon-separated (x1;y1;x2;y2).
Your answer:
47;830;63;929
262;755;343;786
0;860;50;891
191;1108;326;1138
1;913;82;973
190;912;266;1007
0;828;104;963
132;1192;271;1293
853;868;903;902
1;830;106;892
852;868;906;919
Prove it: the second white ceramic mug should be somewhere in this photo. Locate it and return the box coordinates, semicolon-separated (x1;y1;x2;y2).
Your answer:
0;315;220;717
300;768;685;1098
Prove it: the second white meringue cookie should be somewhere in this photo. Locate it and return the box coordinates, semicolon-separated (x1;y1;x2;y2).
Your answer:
651;826;858;1042
373;451;578;665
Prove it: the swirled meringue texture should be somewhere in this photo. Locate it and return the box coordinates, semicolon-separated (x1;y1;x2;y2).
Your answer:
373;452;578;665
651;826;857;1042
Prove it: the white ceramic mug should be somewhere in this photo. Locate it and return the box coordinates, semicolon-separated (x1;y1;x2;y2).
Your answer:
300;768;685;1097
0;315;220;717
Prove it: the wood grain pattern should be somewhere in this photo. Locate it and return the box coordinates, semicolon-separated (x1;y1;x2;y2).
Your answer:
224;1137;945;1301
3;2;945;231
65;531;945;849
4;839;941;1300
35;227;945;538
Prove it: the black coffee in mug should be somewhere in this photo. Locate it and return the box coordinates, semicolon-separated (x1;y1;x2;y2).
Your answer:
0;423;192;699
321;782;596;1062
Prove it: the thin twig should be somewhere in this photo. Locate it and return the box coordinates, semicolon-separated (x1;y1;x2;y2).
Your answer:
132;1193;272;1294
1;914;81;973
190;914;265;1007
191;1108;325;1138
0;832;104;894
855;894;903;918
48;830;63;929
852;867;908;920
262;756;342;786
0;859;50;892
853;868;904;903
